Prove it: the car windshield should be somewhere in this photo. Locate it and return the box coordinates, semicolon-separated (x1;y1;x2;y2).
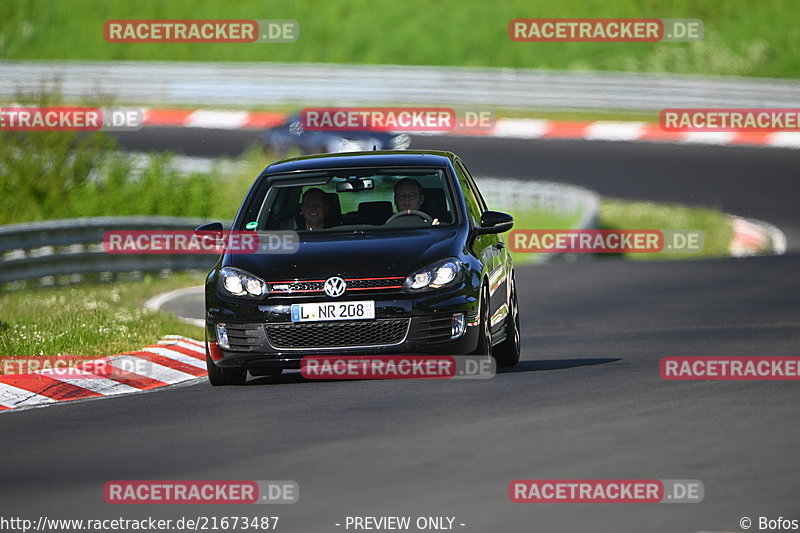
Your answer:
242;167;457;232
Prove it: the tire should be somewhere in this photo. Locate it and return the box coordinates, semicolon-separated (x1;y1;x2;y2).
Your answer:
471;285;492;357
493;276;521;368
206;349;247;386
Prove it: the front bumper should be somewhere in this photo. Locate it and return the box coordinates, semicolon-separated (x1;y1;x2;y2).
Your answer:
205;289;480;370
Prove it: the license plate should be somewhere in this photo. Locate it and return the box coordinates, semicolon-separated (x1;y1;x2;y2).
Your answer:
291;301;375;322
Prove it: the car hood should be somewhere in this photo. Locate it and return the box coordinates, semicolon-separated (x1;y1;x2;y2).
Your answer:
224;227;460;281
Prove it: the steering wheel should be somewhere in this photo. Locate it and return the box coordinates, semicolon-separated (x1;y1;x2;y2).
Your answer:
386;210;434;224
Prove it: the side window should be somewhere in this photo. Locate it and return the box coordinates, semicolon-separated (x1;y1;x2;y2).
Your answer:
453;162;481;225
456;160;488;213
260;187;298;230
238;177;272;228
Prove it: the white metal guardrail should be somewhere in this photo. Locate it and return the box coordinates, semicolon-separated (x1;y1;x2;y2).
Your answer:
2;60;799;110
477;177;599;230
0;216;223;289
477;177;600;264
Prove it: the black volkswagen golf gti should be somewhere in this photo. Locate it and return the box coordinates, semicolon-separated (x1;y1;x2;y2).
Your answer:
200;150;520;385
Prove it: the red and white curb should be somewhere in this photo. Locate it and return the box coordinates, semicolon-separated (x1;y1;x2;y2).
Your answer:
0;335;206;412
143;109;800;149
729;215;787;257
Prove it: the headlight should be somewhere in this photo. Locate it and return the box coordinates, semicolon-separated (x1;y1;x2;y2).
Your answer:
404;258;462;291
218;267;268;298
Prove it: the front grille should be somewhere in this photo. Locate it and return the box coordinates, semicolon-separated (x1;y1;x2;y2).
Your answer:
265;319;409;349
268;277;404;295
346;278;404;290
225;323;263;351
270;281;323;292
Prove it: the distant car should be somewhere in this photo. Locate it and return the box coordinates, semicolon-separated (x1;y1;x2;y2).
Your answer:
198;150;519;385
262;114;411;155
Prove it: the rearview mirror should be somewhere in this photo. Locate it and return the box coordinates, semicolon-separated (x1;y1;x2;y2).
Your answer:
474;211;514;235
336;178;374;192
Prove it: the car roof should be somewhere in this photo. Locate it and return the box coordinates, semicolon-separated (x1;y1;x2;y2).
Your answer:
264;150;458;174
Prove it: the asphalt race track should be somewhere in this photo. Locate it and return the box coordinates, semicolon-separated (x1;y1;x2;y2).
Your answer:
3;129;799;533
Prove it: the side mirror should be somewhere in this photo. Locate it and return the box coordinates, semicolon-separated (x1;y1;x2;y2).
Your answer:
474;211;514;235
195;222;224;236
195;222;224;249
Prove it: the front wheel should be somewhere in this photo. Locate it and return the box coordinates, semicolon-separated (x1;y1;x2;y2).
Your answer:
206;349;247;386
493;278;520;368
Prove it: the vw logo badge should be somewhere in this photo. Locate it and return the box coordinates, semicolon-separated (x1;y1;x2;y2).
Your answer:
324;276;347;298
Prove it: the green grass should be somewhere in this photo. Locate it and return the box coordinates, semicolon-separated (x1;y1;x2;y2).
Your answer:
0;85;284;225
599;198;732;259
1;0;798;79
0;273;204;358
0;127;275;225
506;198;732;263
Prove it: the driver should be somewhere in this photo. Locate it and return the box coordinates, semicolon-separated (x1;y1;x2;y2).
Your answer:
392;178;439;225
394;178;425;212
299;187;330;231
